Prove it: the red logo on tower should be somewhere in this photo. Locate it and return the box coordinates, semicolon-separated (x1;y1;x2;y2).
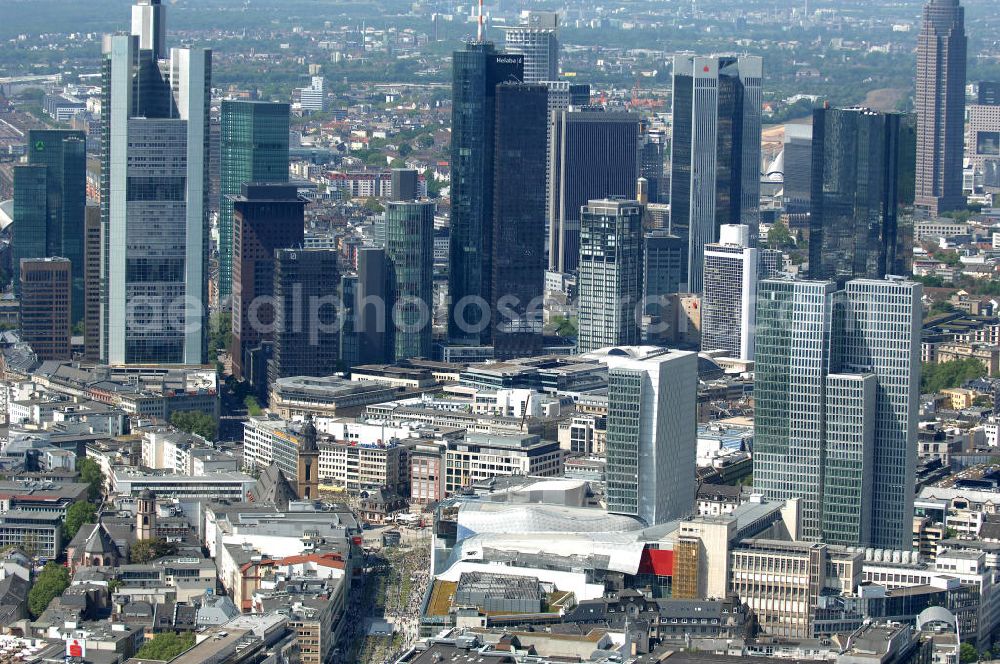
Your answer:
66;639;85;658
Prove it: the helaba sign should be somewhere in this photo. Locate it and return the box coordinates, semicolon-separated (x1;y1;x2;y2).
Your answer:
495;56;522;65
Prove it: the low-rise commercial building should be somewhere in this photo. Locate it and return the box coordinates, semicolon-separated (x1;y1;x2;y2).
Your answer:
444;433;563;495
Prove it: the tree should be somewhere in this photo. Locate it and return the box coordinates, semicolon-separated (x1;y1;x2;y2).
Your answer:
417;134;434;148
767;220;794;249
552;316;578;337
913;274;945;288
77;457;104;501
209;312;232;354
244;395;263;416
921;358;988;394
362;197;384;213
64;501;97;540
135;632;196;661
398;142;412;157
974;395;995;409
170;410;218;441
28;563;70;617
929;300;957;316
959;642;978;664
130;538;177;564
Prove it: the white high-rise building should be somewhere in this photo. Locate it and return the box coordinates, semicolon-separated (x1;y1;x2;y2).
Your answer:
503;11;559;84
101;0;210;365
701;224;781;361
585;346;698;526
299;76;326;112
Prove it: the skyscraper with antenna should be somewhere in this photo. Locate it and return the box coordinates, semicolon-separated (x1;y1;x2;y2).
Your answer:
447;39;523;345
100;0;211;364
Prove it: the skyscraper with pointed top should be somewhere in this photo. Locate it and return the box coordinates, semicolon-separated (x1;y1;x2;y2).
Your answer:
915;0;967;216
100;0;211;365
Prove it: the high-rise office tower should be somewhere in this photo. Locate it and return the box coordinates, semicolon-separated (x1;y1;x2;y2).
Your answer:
670;55;762;292
842;279;921;549
385;200;435;361
541;81;590;248
299;77;326;113
230;183;305;380
448;42;523;344
268;249;339;385
502;11;558;84
548;108;640;273
755;278;839;543
101;0;211;365
391;168;419;202
809;107;913;285
351;247;391;366
642;230;685;344
219;100;290;302
915;0;967;215
701;224;780;361
640;135;666;204
782;125;813;214
84;206;101;361
19;258;72;361
754;276;920;548
131;0;166;57
577;199;643;353
588;346;697;526
967;104;1000;173
492;83;548;360
12;130;86;322
338;274;360;368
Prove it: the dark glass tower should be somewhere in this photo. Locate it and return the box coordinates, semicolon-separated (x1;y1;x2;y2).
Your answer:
385;200;435;360
548;108;641;273
809;107;914;285
219;100;290;302
642;230;685;343
915;0;966;215
669;55;762;292
12;129;86;322
230;183;304;381
492;83;548;360
447;42;523;344
268;249;339;385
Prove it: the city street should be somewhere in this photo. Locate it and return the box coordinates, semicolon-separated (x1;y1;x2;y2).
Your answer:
341;526;433;664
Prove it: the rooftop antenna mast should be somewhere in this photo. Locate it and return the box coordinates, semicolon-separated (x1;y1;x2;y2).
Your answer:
477;0;484;41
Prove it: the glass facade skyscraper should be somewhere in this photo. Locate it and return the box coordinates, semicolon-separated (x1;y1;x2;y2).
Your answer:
548;108;640;273
491;83;548;360
385;200;435;361
230;183;304;381
447;42;523;344
12;130;86;322
101;0;211;365
268;249;340;385
642;230;685;344
754;276;920;548
219;100;290;302
590;346;698;527
669;55;762;292
809;107;914;285
576;199;643;353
